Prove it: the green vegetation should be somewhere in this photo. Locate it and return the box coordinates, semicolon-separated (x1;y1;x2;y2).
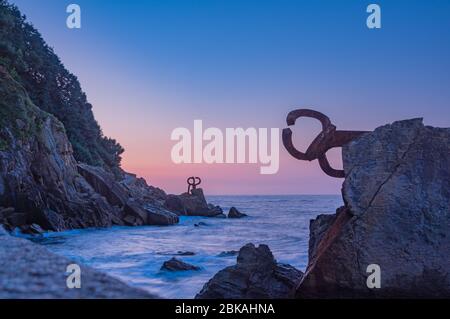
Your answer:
0;65;48;149
0;0;124;170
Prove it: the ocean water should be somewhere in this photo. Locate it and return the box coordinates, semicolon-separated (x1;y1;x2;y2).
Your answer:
32;195;342;299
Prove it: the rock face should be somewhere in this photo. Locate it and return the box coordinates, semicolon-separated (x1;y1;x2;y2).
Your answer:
196;243;303;299
296;119;450;298
0;231;156;299
164;188;225;217
0;67;121;232
161;258;200;271
228;207;248;218
0;67;178;232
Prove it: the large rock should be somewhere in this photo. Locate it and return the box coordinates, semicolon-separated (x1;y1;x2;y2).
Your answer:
77;164;129;207
123;201;179;226
164;188;224;217
120;172;167;205
0;231;157;298
296;119;450;298
196;243;303;299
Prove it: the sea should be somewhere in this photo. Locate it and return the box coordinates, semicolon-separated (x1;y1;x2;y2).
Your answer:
32;195;342;299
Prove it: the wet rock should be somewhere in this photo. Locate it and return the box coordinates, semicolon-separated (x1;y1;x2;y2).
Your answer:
228;207;247;218
164;188;224;217
296;119;450;298
77;164;129;207
36;208;68;231
19;224;45;235
161;258;201;271
196;243;303;299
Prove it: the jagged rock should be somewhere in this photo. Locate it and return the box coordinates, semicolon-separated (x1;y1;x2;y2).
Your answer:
164;188;224;217
296;119;450;298
145;203;179;225
196;243;303;299
161;258;200;271
307;213;337;262
208;204;226;218
123;201;179;226
77;164;129;207
123;201;149;226
120;173;167;205
228;207;247;218
0;233;157;298
19;223;45;235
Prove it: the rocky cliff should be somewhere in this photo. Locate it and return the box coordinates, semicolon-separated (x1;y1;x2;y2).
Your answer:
296;119;450;298
0;67;179;232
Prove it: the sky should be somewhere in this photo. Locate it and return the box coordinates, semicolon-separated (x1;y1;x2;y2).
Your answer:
10;0;450;195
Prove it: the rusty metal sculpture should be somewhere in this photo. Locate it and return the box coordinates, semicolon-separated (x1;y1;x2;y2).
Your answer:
282;109;369;178
187;176;202;194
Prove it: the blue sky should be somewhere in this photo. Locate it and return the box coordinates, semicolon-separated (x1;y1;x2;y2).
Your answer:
10;0;450;194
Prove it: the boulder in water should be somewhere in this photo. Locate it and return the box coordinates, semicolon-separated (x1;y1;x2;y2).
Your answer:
196;243;303;299
161;258;201;271
228;207;247;218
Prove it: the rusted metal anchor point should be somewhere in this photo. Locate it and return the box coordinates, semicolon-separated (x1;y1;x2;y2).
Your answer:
282;109;368;178
187;176;202;194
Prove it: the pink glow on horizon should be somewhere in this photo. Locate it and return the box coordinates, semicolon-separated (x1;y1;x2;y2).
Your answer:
120;142;344;195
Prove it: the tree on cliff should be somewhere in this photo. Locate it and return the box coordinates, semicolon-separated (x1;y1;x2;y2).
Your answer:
0;0;124;172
